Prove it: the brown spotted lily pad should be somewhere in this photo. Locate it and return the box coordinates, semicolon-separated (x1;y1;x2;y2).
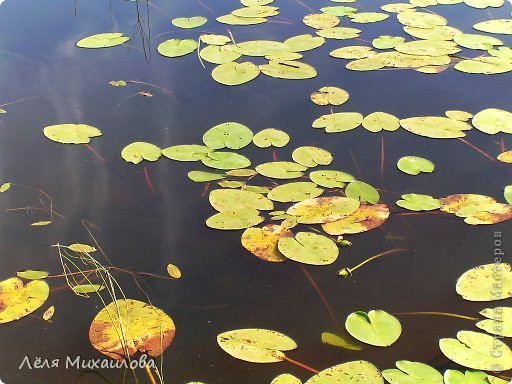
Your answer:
0;277;49;324
440;194;512;225
322;204;390;235
241;224;293;262
89;299;175;360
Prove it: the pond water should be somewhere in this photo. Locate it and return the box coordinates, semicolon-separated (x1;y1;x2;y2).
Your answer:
0;0;511;383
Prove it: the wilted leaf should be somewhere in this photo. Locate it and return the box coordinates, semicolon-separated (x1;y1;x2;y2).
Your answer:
456;263;512;301
43;124;102;144
0;277;49;324
278;231;339;265
440;194;512;225
287;196;360;224
241;224;293;262
345;310;401;347
305;361;384;384
322;204;389;235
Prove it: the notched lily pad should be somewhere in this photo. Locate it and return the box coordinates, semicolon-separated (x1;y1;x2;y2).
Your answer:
345;309;401;347
171;16;207;29
456;263;512;301
397;156;435;175
278;231;339;265
212;62;260;86
287;196;360;224
121;142;162;164
253;128;290;148
43;124;102;144
305;361;384;384
382;361;443;383
0;277;50;324
256;162;307;179
203;122;253;149
241;224;293;262
322;204;390;235
292;146;333;167
310;87;349;106
157;39;198;58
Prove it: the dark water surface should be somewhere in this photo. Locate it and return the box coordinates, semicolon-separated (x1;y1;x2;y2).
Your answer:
0;0;511;383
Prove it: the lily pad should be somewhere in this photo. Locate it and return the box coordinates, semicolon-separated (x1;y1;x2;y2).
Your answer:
209;189;273;212
440;331;512;371
200;45;241;64
382;361;443;383
362;112;400;132
396;194;441;211
309;170;355;188
312;112;363;133
454;34;503;50
330;46;375;59
321;332;362;351
241;224;293;262
292;146;333;167
488;47;512;59
203;122;253;150
345;181;380;204
272;374;302;384
322;203;390;235
284;34;325;52
303;13;340;29
121;142;161;164
310;87;349;106
400;116;470;138
345;310;401;347
76;33;130;48
202;152;252;170
234;40;290;57
397;156;435;175
0;277;49;323
476;307;512;337
253;128;290;148
464;0;504;8
455;57;512;74
381;3;416;12
200;34;231;45
256;162;307;179
231;5;279;18
188;170;225;182
157;39;198;58
72;284;104;294
0;183;10;192
218;180;245;188
443;370;489;384
403;25;461;41
16;270;49;280
286;196;360;224
446;110;473;121
241;0;274;5
212;62;260;86
171;16;207;29
166;264;182;279
456;263;512;301
397;11;447;28
206;209;264;230
216;14;267;25
67;243;97;253
472;109;512;135
162;145;212;161
473;20;512;34
440;194;512;225
89;299;175;360
504;185;512;204
217;328;297;363
259;61;317;80
497;150;512;163
305;361;384;384
43;124;102;144
372;35;405;50
320;6;358;16
349;12;389;23
316;27;361;40
268;182;324;202
266;52;303;61
395;40;460;56
277;231;339;265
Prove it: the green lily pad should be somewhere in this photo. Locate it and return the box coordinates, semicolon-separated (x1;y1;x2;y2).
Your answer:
345;181;380;204
253;128;290;148
217;328;296;363
157;39;198;58
121;142;161;164
372;35;405;50
395;40;460;56
241;0;275;5
199;45;241;64
216;14;267;25
243;185;271;194
362;112;400;132
330;46;375;59
0;277;50;323
454;33;503;50
396;194;441;211
234;40;290;56
349;12;389;23
218;180;245;189
306;361;384;384
320;6;358;16
231;5;279;18
200;34;231;45
259;61;317;79
440;331;512;371
226;169;257;177
171;16;207;29
488;47;512;59
456;263;512;301
292;146;333;167
382;361;443;383
76;33;130;48
201;152;251;170
256;162;307;179
464;0;503;8
397;156;435;175
400;116;470;138
476;307;512;337
403;25;461;40
271;373;301;384
188;170;226;182
43;124;102;144
316;27;361;40
16;270;49;280
286;196;360;224
212;62;260;86
504;185;512;205
203;122;253;149
206;209;264;230
472;109;512;134
277;231;339;265
309;170;355;188
345;310;401;347
446;110;474;121
321;332;362;351
381;3;416;12
473;20;512;34
268;182;324;203
312;112;363;133
303;13;340;29
67;243;97;253
72;284;104;294
162;145;212;161
454;57;512;74
109;80;127;87
284;34;325;52
266;52;303;61
443;370;489;384
310;86;349;106
209;189;273;212
397;11;447;28
0;183;11;192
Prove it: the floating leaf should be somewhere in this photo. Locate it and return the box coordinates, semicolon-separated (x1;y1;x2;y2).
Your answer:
226;168;257;177
316;27;361;40
157;39;198;58
305;361;384;384
382;361;443;383
362;112;400;132
312;112;363;133
109;80;126;87
349;12;389;23
310;87;349;106
231;5;279;18
0;183;10;192
395;40;460;56
284;34;325;52
218;180;245;188
171;16;207;29
403;25;461;40
400;116;470;138
266;52;303;61
346;56;387;71
203;122;253;150
440;331;512;371
17;270;49;280
455;57;512;74
121;142;161;164
321;332;362;351
43;306;55;321
31;221;52;226
43;124;102;144
243;185;270;194
446;110;473;121
309;170;355;188
209;189;273;212
372;35;405;50
397;156;435;175
241;224;293;262
271;374;302;384
200;34;231;45
287;196;360;224
241;0;274;5
397;11;447;28
166;264;182;279
464;0;503;8
0;277;49;324
345;181;379;204
303;13;340;29
488;47;512;59
89;299;175;360
72;284;104;294
440;194;512;225
68;243;97;253
381;3;416;12
278;231;339;265
217;328;296;363
443;369;489;384
454;33;502;50
456;263;512;301
268;182;323;203
253;128;290;148
330;45;375;59
259;61;317;79
216;14;267;25
320;6;358;16
345;310;401;347
322;204;389;235
473;20;512;35
292;146;333;167
0;108;6;113
202;152;251;170
234;40;290;57
207;209;264;230
162;145;212;161
76;33;130;48
188;170;225;182
504;185;512;204
472;109;512;135
212;62;260;86
476;307;512;337
199;45;241;64
397;194;441;211
256;162;307;179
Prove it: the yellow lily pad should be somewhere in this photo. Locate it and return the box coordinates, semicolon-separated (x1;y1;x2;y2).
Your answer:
310;86;349;106
0;277;49;324
472;108;512;134
241;224;293;262
286;196;360;224
322;203;390;235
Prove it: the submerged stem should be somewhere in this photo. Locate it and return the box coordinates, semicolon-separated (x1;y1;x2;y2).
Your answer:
338;248;408;277
395;311;477;321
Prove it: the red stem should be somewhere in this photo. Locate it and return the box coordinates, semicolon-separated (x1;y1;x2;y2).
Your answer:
143;167;156;194
273;150;277;161
457;138;497;162
380;136;385;185
283;356;319;374
84;144;105;162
